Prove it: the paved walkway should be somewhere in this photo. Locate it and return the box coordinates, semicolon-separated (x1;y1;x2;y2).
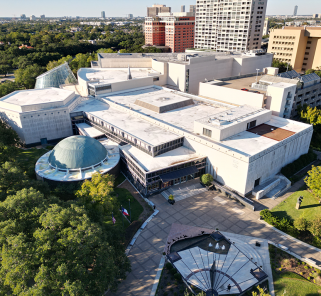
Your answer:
111;187;321;296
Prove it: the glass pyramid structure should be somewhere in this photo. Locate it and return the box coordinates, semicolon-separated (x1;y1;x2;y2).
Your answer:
167;231;268;295
35;62;77;89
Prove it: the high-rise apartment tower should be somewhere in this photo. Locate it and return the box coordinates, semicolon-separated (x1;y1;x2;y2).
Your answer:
194;0;267;52
101;11;105;18
293;5;298;16
190;5;196;14
181;5;185;12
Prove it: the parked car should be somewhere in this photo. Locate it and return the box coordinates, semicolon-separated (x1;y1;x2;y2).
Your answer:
241;88;249;91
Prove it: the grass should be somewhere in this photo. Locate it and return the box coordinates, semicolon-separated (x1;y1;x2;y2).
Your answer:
16;148;48;178
114;173;126;187
273;274;321;296
269;244;321;296
271;187;321;222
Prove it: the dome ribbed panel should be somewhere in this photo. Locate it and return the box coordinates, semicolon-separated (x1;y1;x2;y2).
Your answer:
49;136;107;169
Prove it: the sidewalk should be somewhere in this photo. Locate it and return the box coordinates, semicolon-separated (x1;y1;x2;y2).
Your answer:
110;182;321;296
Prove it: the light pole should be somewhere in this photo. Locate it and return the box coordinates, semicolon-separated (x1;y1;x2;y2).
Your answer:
128;198;131;223
256;69;260;84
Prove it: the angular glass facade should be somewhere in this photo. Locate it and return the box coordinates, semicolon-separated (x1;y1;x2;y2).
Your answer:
35;62;77;89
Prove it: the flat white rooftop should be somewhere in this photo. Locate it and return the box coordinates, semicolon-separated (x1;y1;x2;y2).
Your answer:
221;116;310;156
102;86;229;132
0;88;75;107
76;122;105;138
73;98;181;146
78;68;160;84
121;144;204;172
196;105;268;130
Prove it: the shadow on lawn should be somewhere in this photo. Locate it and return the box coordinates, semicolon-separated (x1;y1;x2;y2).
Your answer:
300;204;321;209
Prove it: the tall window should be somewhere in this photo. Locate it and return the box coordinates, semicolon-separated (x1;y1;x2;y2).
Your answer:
203;128;212;137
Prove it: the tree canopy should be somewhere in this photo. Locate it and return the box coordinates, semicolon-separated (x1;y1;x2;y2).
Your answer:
0;188;130;295
272;59;292;73
305;165;321;198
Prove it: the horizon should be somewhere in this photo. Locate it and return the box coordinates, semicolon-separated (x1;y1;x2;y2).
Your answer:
1;0;320;18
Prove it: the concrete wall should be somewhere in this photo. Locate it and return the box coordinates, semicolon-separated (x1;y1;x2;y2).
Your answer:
184;137;250;195
266;83;296;118
193;110;272;141
100;57;153;68
244;126;313;193
198;83;265;108
15;108;73;145
232;54;273;77
0;109;25;143
187;57;234;95
167;62;186;91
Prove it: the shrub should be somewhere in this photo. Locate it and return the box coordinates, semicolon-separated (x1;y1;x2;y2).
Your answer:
294;217;309;231
300;272;303;275
170;268;176;275
168;194;174;201
201;173;213;185
165;262;172;270
308;276;311;280
174;273;182;281
309;216;321;237
305;265;309;269
281;150;317;178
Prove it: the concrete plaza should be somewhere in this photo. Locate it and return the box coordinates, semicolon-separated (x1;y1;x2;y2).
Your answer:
112;183;321;296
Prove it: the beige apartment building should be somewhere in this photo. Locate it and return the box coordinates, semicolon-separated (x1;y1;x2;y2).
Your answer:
147;4;171;17
268;27;321;72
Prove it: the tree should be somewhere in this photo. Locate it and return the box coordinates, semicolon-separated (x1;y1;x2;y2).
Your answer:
0;162;50;201
0;120;20;164
0;188;131;295
252;285;271;296
308;216;321;237
0;64;11;77
294;217;309;231
15;64;45;89
76;172;115;218
201;173;214;186
272;59;292;73
300;106;321;125
305;166;321;198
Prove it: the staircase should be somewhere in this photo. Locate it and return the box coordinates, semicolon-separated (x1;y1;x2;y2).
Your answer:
253;175;291;200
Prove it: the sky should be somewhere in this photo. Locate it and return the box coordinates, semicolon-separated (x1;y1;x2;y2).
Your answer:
1;0;321;18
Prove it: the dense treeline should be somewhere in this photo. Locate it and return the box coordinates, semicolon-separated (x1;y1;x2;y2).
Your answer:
0;21;161;96
0;119;131;295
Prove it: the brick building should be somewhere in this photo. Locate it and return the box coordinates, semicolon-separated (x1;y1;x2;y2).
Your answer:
145;12;195;53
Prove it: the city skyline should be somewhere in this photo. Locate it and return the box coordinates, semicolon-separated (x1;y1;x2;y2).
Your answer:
1;0;320;18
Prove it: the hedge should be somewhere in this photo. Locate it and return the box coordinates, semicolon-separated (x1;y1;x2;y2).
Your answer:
281;150;317;179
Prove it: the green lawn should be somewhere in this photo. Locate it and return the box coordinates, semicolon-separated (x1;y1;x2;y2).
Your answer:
271;187;321;222
273;271;321;296
16;148;48;178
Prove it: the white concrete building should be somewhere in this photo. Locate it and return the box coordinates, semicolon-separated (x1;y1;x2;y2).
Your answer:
194;0;267;52
84;51;272;95
0;88;80;146
198;68;321;119
69;85;312;201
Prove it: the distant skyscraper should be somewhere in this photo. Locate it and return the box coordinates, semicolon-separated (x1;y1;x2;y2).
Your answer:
20;14;26;19
147;4;171;17
40;15;45;19
181;5;185;12
194;0;267;52
293;5;298;16
101;11;105;18
30;15;36;21
127;14;133;18
190;5;196;14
